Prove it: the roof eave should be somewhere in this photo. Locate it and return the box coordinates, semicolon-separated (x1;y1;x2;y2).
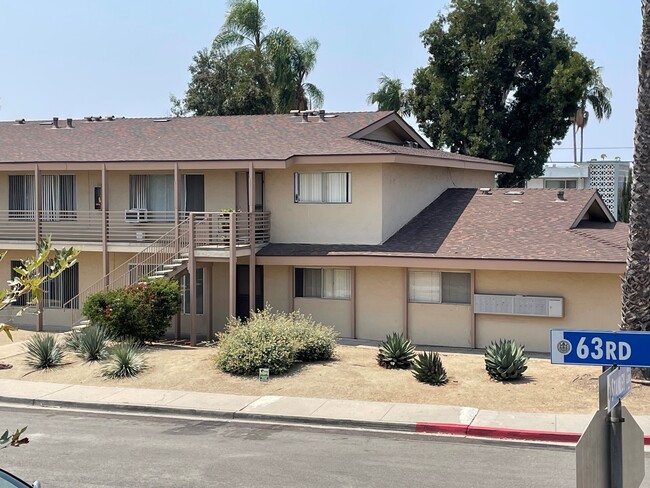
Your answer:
256;254;625;273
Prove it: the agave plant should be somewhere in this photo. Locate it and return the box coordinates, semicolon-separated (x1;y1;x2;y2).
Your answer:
73;326;111;363
377;333;415;369
412;351;448;385
484;339;529;381
64;329;83;352
101;341;147;379
24;334;63;369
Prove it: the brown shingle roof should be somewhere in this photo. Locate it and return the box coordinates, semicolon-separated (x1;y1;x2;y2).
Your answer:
0;112;508;168
258;188;628;263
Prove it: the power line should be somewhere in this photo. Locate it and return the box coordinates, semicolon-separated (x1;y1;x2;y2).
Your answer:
552;146;633;150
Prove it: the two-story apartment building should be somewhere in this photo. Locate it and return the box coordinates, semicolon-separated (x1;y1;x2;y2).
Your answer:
0;111;627;352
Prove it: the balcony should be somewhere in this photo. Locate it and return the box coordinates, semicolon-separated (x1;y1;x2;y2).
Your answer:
0;210;271;250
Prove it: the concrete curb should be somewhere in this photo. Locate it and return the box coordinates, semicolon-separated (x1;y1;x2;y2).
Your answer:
4;393;650;445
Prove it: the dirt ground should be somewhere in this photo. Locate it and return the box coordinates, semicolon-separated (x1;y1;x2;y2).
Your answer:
3;331;650;414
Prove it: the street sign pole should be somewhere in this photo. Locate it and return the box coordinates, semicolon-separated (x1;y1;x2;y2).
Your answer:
610;396;623;488
565;332;645;488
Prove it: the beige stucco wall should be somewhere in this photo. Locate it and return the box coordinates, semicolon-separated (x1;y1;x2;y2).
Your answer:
409;303;473;348
356;267;405;340
294;297;352;338
381;164;495;241
475;270;622;352
263;265;291;314
265;163;384;245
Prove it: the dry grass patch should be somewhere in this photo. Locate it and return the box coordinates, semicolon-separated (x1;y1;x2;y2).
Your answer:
2;339;650;414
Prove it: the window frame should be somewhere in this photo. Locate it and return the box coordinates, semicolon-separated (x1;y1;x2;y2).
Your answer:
294;171;352;204
407;270;472;305
544;179;578;189
294;267;352;300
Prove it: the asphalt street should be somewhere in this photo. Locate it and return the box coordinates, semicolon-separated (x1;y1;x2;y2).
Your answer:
1;406;648;488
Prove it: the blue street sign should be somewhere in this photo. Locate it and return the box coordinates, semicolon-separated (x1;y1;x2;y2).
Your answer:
607;366;632;412
551;329;650;368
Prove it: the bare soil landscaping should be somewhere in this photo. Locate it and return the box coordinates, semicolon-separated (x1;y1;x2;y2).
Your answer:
3;330;650;415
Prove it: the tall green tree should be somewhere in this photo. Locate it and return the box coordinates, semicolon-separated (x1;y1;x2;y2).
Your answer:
214;0;267;54
620;0;650;379
173;0;323;116
172;46;274;116
366;74;411;115
571;64;613;163
409;0;601;187
267;32;323;112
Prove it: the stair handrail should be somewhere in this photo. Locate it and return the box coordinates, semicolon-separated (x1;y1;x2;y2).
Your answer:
63;217;191;313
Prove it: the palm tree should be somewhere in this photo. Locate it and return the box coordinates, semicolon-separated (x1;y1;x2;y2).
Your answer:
620;1;650;379
214;0;267;54
571;65;612;163
367;74;411;115
267;31;324;112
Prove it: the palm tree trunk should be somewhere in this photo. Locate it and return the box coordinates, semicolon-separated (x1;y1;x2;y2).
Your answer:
621;0;650;378
572;124;578;163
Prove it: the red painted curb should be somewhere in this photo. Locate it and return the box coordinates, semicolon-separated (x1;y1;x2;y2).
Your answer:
416;422;650;444
466;425;581;443
415;422;469;436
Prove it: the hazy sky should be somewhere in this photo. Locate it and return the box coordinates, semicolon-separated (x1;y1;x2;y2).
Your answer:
0;1;641;162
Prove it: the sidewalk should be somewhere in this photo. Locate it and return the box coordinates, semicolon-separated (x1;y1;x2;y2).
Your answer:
2;378;650;445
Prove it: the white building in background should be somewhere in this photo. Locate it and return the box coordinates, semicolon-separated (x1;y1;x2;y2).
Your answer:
527;161;630;218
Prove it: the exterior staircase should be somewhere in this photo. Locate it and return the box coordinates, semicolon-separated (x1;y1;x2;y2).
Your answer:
64;218;193;328
64;211;271;330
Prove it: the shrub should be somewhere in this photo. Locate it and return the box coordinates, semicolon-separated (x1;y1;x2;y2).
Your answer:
288;311;338;361
214;308;338;375
484;339;529;381
412;351;448;385
215;312;297;375
24;334;63;369
68;326;111;363
377;333;415;369
83;277;181;343
101;341;147;379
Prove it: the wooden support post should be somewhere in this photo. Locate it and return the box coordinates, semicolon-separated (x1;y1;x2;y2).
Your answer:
207;263;214;339
35;164;43;332
289;266;295;312
174;163;180;252
470;270;476;349
248;163;256;314
351;267;357;339
229;212;237;319
189;213;197;346
101;164;109;288
403;268;408;339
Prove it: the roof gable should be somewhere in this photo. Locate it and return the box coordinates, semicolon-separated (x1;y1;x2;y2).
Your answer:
348;112;431;149
571;192;616;227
